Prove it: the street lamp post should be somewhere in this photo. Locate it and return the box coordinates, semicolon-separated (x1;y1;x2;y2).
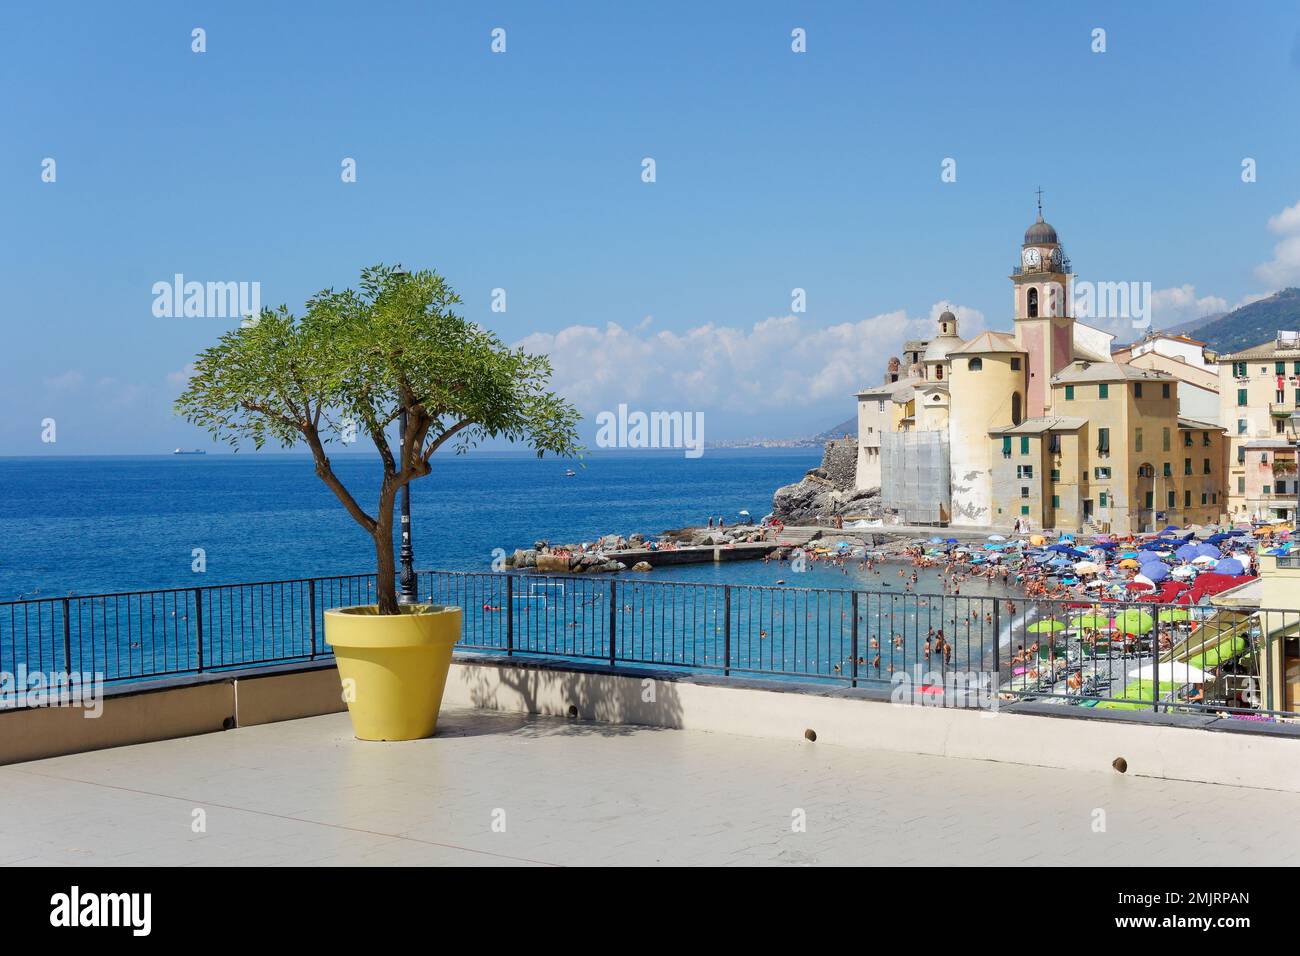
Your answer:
392;270;418;606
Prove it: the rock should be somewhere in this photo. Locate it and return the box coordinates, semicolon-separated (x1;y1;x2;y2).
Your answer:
506;548;538;569
631;561;653;571
533;540;549;552
535;554;570;574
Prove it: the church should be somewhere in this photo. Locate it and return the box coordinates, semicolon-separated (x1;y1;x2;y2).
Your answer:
855;202;1227;534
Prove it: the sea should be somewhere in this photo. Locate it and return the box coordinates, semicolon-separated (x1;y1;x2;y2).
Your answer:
0;449;829;600
0;449;1019;684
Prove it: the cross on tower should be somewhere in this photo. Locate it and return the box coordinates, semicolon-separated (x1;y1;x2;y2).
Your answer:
1035;186;1044;219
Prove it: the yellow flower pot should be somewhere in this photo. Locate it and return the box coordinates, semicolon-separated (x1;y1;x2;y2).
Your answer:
325;604;462;741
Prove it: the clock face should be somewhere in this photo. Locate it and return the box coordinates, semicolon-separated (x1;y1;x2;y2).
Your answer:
1050;247;1062;267
1023;247;1041;268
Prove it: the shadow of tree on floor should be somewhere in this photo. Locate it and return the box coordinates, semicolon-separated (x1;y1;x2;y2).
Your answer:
446;661;685;739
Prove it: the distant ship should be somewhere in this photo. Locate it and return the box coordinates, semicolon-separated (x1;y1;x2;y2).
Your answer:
173;448;207;456
565;468;576;477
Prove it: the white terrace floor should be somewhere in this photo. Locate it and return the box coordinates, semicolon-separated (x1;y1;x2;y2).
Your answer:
2;707;1298;866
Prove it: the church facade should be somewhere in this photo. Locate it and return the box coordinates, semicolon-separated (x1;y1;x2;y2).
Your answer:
855;207;1227;533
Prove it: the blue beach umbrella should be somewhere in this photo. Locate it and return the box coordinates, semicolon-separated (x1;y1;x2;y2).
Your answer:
1216;558;1246;576
1140;563;1170;582
1174;544;1200;561
1193;543;1221;560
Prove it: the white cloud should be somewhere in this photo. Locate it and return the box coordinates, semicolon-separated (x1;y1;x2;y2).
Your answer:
42;370;85;391
517;302;983;417
1150;285;1228;327
1255;200;1300;288
1268;200;1300;235
167;363;197;387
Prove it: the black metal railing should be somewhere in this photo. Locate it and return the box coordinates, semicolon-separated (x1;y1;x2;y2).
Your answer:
3;570;1297;720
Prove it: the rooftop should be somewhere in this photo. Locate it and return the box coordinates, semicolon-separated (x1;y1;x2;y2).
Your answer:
990;416;1087;435
948;330;1023;355
2;707;1296;866
1050;361;1173;385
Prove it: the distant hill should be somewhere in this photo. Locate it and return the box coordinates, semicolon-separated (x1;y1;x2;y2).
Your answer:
813;415;857;441
1184;288;1300;354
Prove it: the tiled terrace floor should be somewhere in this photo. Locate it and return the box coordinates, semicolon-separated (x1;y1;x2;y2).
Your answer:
2;707;1298;866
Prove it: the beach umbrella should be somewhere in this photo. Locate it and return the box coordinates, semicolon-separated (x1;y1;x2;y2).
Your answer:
988;534;1006;541
1206;533;1232;544
1128;661;1208;684
1216;558;1246;575
1174;544;1200;561
1192;543;1221;560
1072;612;1113;630
1028;619;1066;634
929;536;944;544
1190;554;1217;567
1074;560;1102;574
1093;541;1118;550
1131;573;1156;590
1113;609;1155;634
1029;534;1046;546
1157;608;1191;622
1171;564;1198;578
1140;563;1170;583
945;538;959;544
1118;558;1139;569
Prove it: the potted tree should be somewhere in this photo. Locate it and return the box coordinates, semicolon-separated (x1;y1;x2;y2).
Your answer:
176;265;580;740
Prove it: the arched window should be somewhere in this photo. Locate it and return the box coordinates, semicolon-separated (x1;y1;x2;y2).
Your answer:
935;364;943;380
968;357;983;372
1011;392;1022;426
1027;288;1039;318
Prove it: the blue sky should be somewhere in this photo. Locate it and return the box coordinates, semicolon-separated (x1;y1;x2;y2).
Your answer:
4;1;1300;454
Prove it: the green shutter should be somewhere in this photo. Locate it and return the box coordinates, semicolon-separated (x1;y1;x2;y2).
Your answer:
1020;436;1029;455
1002;436;1011;455
1098;384;1108;399
1238;389;1248;406
1051;495;1060;508
1065;385;1074;400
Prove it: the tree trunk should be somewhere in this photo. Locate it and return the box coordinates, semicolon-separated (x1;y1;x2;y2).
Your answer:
373;484;400;615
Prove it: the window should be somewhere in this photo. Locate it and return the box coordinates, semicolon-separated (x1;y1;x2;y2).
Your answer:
1048;434;1061;453
1264;485;1272;495
1202;432;1211;447
1203;458;1211;474
1234;362;1247;378
1278;390;1285;403
1020;486;1030;498
1238;446;1246;463
1213;493;1218;504
1099;492;1108;507
1163;462;1172;478
1017;464;1034;479
1010;358;1021;371
968;358;982;371
1098;383;1108;399
1238;388;1248;406
1277;362;1286;375
1183;432;1193;447
1020;436;1029;455
1163;383;1171;399
1202;493;1208;505
1135;383;1143;398
1051;494;1060;508
1185;490;1192;507
1183;458;1192;476
1145;491;1154;508
1001;436;1012;458
1167;490;1176;508
1011;392;1022;426
1135;428;1143;452
1027;288;1039;318
1238;477;1246;493
1094;466;1112;479
1020;505;1030;515
1064;385;1075;401
935;365;943;380
1050;469;1060;481
1162;427;1170;452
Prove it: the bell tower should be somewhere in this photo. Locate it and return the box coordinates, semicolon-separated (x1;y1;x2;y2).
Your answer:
1012;189;1073;418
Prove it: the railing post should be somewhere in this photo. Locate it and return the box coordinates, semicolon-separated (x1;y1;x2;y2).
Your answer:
505;574;514;657
850;591;859;688
992;597;1001;690
193;587;204;673
608;579;617;667
1151;601;1160;714
723;585;732;677
62;597;72;673
308;579;317;660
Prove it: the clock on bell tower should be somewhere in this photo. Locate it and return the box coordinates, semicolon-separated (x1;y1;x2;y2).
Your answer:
1011;190;1075;418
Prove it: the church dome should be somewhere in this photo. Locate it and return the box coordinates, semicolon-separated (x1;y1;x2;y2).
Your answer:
939;309;956;323
1024;217;1057;246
